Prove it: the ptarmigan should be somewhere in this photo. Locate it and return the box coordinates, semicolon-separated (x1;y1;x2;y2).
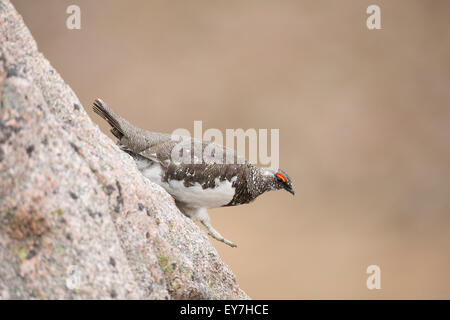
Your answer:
93;99;294;247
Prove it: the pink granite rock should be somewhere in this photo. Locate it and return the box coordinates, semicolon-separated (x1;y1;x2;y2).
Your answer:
0;0;248;300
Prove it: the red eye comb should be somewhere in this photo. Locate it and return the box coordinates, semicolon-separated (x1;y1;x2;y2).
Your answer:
276;173;286;183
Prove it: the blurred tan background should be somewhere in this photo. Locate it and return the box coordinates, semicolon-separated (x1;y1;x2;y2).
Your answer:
12;0;450;299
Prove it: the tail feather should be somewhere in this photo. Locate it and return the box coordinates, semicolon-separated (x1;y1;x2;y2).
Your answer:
110;127;123;140
92;98;157;153
93;98;124;139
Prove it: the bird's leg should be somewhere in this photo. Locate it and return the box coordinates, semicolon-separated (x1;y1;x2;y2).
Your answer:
195;208;237;248
201;217;237;248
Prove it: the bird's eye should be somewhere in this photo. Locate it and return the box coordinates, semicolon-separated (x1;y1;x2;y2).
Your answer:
275;173;286;183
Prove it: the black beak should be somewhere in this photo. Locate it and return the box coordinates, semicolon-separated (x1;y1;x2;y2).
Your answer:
285;186;295;196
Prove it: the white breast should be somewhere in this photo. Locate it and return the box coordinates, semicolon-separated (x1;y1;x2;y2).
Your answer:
137;159;236;209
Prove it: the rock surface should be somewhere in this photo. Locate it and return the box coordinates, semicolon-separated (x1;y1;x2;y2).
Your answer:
0;0;248;300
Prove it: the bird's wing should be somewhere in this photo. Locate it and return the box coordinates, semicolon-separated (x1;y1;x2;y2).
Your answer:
137;137;249;188
139;136;246;166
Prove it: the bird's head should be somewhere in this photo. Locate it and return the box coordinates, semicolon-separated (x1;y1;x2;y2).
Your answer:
262;169;295;195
